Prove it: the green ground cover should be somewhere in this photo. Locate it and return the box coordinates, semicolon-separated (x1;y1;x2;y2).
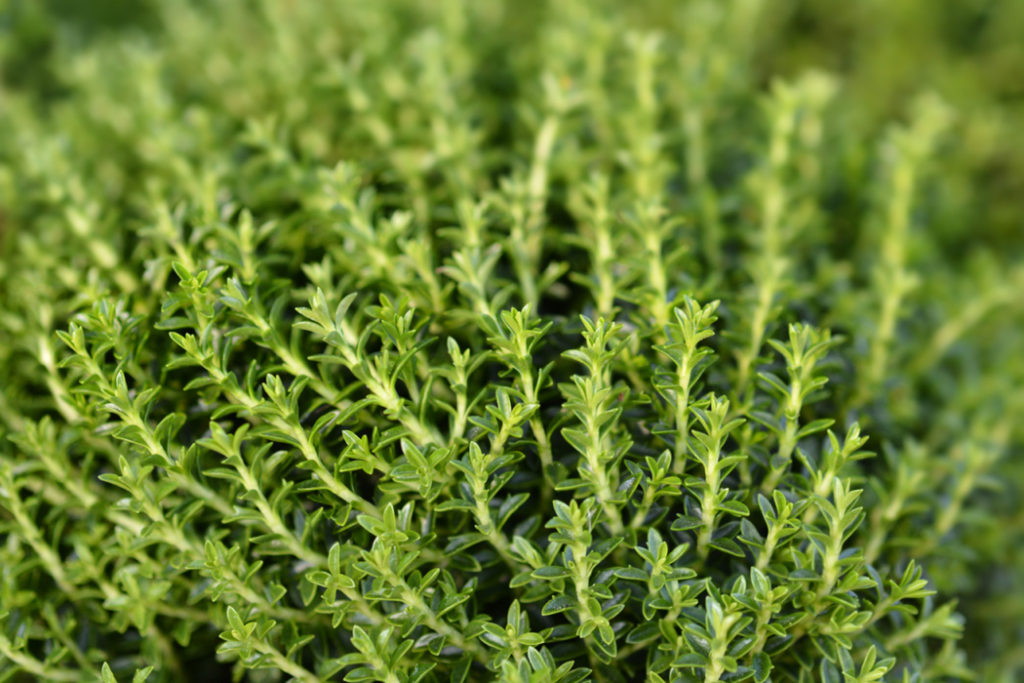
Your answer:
1;1;1022;680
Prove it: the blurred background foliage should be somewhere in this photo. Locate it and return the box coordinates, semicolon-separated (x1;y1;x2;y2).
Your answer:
2;0;1021;255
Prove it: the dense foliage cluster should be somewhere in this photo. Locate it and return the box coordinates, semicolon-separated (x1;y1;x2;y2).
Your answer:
1;0;1022;681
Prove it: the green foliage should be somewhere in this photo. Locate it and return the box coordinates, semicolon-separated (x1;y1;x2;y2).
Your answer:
1;0;1022;681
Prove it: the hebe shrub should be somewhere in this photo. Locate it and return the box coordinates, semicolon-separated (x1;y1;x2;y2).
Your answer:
1;1;1022;681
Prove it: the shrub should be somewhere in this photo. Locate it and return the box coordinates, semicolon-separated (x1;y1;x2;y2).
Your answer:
1;1;1022;681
